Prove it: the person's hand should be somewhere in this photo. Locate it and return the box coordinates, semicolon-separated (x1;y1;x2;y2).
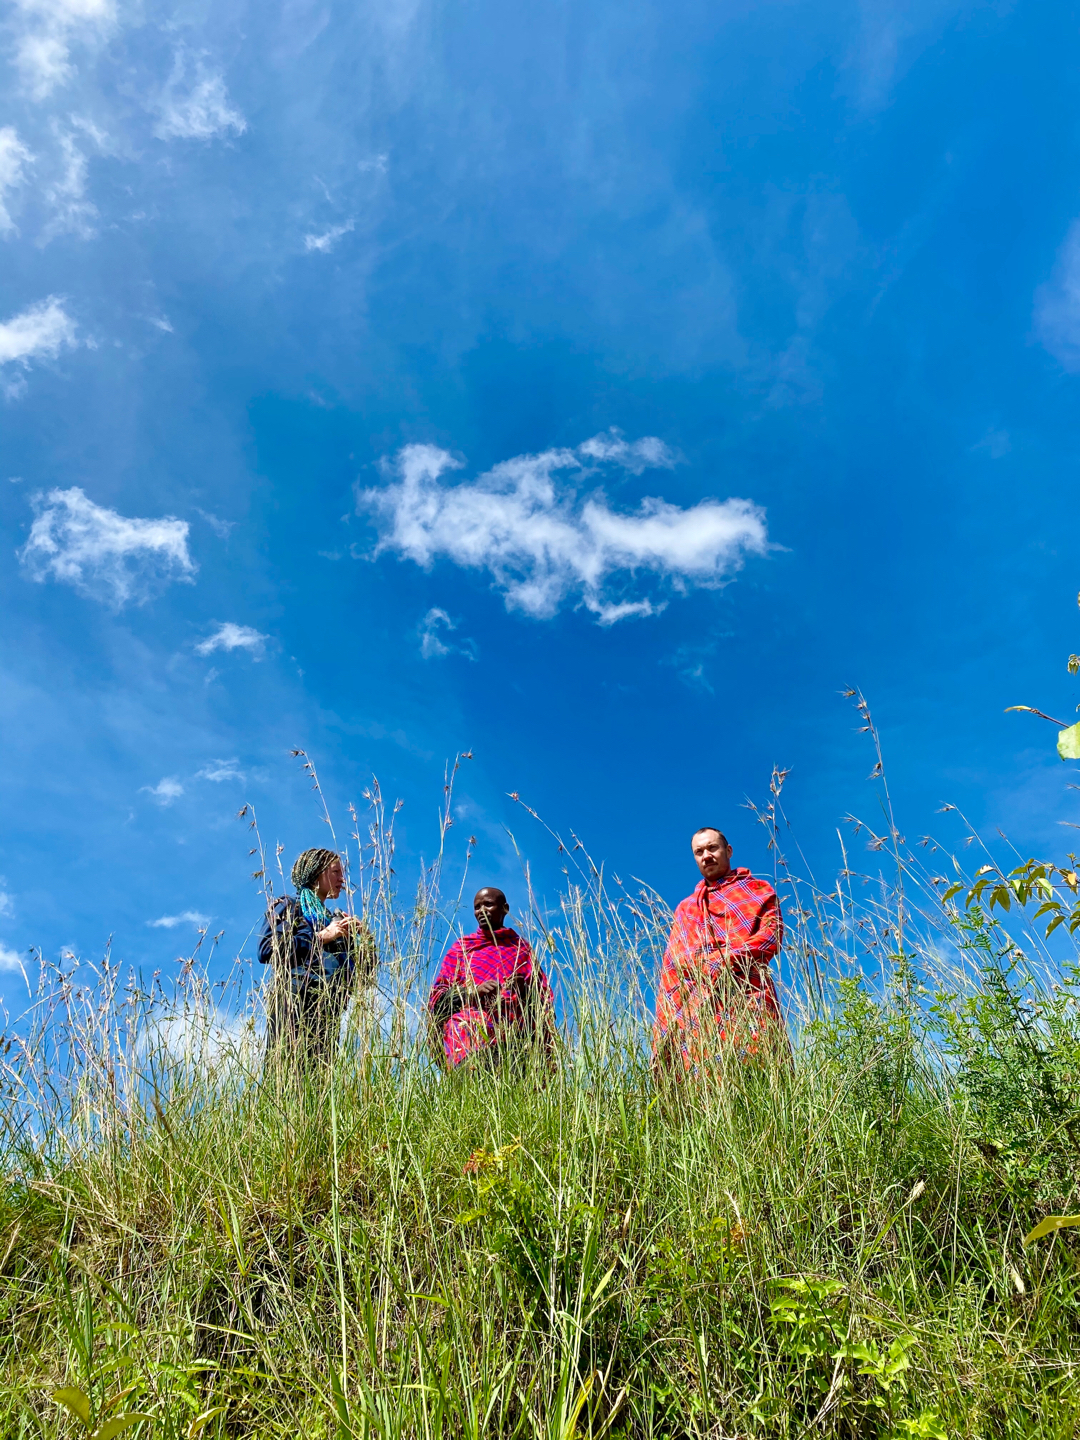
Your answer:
318;913;362;945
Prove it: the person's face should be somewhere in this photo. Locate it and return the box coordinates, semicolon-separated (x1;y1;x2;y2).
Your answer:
692;830;732;883
315;857;345;900
474;888;509;933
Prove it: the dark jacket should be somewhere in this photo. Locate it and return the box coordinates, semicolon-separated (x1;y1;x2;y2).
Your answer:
258;896;352;985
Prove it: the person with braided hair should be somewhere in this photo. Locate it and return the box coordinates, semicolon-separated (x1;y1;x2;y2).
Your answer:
258;847;377;1071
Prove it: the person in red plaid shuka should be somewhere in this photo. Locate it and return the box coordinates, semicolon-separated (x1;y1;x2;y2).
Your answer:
428;887;555;1069
653;827;788;1077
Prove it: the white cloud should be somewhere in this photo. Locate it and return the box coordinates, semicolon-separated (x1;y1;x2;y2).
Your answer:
147;910;209;929
576;433;676;474
142;776;184;805
1036;218;1080;370
39;127;99;242
12;0;115;101
196;758;244;783
304;221;354;253
145;1007;250;1070
156;55;247;141
195;622;267;656
0;943;27;973
149;316;173;333
419;606;452;658
358;154;389;174
194;508;234;537
20;487;195;606
0;129;33;235
418;606;477;660
0;297;78;386
0;890;12;917
359;433;769;624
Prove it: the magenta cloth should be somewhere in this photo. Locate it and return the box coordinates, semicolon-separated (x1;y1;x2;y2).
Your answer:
429;927;553;1067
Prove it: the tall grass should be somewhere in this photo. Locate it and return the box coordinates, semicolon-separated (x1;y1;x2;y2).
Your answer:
2;758;1080;1439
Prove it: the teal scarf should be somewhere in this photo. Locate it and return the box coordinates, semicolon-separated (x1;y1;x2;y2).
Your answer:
298;886;333;933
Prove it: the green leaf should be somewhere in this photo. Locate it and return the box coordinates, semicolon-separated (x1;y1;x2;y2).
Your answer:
187;1406;227;1438
1032;902;1063;920
93;1417;153;1440
590;1263;617;1304
1058;723;1080;760
54;1388;92;1428
1024;1214;1080;1245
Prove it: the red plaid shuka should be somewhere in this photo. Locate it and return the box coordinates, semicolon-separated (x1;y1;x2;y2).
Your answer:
653;868;785;1073
428;927;553;1068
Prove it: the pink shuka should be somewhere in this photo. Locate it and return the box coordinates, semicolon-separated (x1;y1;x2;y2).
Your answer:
429;927;553;1067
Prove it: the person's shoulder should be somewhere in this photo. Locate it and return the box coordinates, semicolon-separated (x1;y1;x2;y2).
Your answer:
268;894;295;916
732;869;777;898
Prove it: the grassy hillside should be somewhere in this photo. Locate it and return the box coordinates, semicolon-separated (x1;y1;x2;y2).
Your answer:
2;783;1080;1439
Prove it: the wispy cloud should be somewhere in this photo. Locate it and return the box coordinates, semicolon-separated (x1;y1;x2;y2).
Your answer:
971;427;1011;460
0;943;27;973
196;758;244;782
146;1008;249;1069
576;433;677;474
21;488;195;605
194;508;234;537
0;129;33;235
360;433;769;624
156;54;246;141
304;220;354;253
147;910;209;929
40;126;100;242
141;776;184;805
0;297;78;395
194;622;267;656
1035;218;1080;371
12;0;116;101
418;607;477;660
663;639;721;694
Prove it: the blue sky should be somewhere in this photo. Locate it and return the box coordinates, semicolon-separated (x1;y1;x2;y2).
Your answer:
2;0;1080;1003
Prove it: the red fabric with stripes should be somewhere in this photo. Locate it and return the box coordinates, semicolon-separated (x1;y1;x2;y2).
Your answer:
653;868;785;1071
429;927;552;1066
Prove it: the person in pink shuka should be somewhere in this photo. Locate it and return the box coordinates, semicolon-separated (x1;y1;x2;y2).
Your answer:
428;887;555;1069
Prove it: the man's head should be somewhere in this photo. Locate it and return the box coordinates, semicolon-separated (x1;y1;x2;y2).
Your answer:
292;847;345;900
474;887;509;935
691;827;732;883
